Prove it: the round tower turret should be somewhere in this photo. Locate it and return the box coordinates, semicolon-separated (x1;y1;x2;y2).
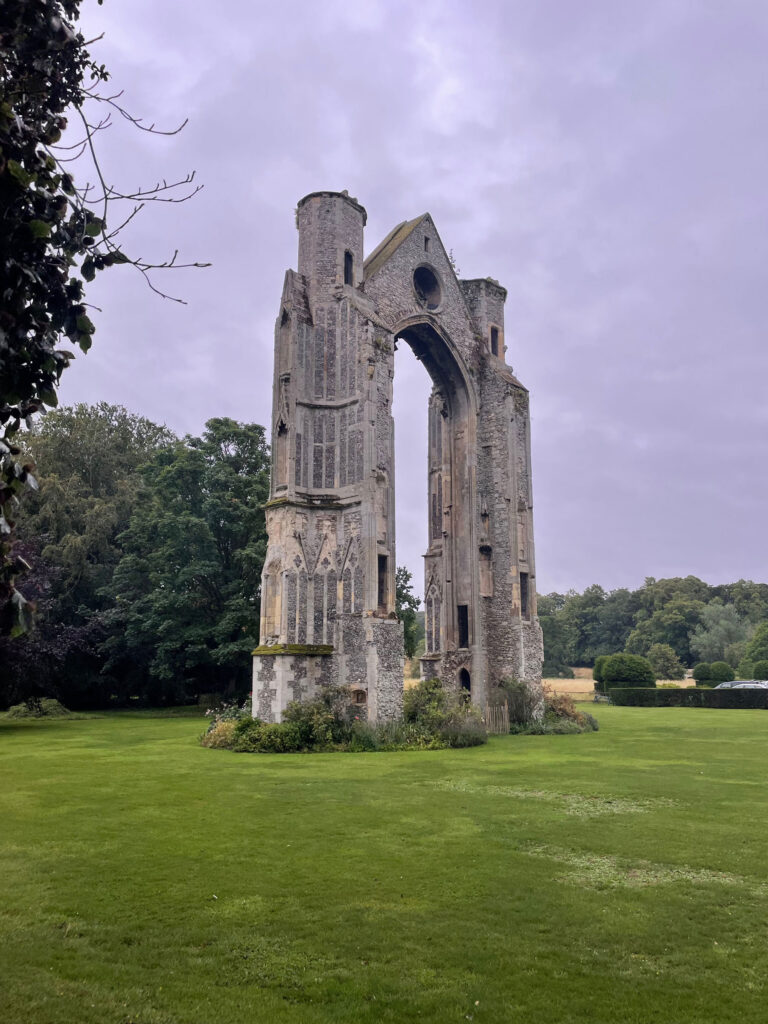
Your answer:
296;190;367;291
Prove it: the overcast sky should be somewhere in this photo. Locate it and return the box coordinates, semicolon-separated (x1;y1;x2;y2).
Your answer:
60;0;768;597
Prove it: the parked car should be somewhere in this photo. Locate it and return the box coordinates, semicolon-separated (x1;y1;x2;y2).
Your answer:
714;680;768;689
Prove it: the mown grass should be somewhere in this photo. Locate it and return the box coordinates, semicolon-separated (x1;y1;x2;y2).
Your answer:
2;706;767;1023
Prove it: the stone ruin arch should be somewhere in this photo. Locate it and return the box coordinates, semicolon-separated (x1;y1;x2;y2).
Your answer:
253;191;543;721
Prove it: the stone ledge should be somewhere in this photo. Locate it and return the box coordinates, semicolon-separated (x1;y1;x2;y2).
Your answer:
252;644;334;657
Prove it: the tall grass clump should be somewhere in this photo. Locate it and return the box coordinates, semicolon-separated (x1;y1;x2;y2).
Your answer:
496;680;598;735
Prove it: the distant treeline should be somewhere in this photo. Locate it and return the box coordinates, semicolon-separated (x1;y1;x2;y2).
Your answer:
539;577;768;677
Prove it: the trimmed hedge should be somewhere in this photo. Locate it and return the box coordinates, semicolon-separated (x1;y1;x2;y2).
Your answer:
602;653;656;687
692;662;711;684
609;687;768;708
709;661;735;683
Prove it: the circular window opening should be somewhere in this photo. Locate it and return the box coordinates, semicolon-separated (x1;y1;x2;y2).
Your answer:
413;265;442;310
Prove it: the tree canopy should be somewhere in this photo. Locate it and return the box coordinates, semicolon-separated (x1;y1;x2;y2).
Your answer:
101;418;270;703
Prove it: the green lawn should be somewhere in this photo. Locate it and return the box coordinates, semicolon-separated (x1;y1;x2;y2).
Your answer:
2;707;767;1024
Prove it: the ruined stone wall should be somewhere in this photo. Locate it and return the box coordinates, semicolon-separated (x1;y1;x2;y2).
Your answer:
254;192;542;722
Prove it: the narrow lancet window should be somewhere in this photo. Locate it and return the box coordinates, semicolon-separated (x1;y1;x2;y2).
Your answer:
344;250;353;285
490;326;499;357
378;554;388;612
458;605;469;649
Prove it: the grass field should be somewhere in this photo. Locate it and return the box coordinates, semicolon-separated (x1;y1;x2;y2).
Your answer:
2;706;767;1023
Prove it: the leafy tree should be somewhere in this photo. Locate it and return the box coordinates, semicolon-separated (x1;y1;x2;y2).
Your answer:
625;597;706;666
0;404;174;707
744;622;768;664
593;655;608;684
646;643;685;680
0;0;204;634
602;653;656;687
709;661;735;684
396;565;422;659
101;420;270;702
690;602;751;664
554;584;639;665
720;580;768;625
737;622;768;679
634;576;713;618
540;596;576;676
752;660;768;680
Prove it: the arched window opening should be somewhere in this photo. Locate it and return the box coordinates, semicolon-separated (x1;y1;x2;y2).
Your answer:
490;326;499;357
344;250;354;285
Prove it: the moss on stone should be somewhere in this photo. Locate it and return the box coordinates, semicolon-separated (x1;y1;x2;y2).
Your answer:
252;644;334;657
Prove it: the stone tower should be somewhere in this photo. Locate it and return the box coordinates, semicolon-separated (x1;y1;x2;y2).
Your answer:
253;191;543;721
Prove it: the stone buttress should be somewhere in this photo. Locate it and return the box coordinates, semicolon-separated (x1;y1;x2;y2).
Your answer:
253;191;543;721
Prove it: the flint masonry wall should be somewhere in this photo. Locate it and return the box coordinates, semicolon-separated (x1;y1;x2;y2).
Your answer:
253;191;543;722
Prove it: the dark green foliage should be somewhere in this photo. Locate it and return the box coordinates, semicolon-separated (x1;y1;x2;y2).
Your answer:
609;687;768;709
625;597;706;665
542;661;574;679
541;585;640;667
0;404;175;708
395;566;422;659
402;677;487;746
232;719;304;753
709;661;735;684
690;602;751;664
752;660;768;680
6;697;70;718
744;622;768;664
602;653;656;687
282;686;355;748
101;419;270;703
538;593;577;675
1;2;107;630
692;662;712;684
593;655;608;684
495;678;541;726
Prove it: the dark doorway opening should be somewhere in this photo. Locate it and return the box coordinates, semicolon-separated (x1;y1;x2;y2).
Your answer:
459;668;471;694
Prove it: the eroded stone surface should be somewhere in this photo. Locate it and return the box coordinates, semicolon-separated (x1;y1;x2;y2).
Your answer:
254;191;543;721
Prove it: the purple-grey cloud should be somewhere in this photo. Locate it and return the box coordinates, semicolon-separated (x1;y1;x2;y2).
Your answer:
59;0;768;597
